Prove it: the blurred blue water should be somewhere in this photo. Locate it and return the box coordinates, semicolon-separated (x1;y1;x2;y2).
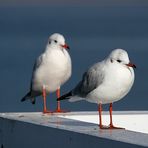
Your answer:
0;6;148;112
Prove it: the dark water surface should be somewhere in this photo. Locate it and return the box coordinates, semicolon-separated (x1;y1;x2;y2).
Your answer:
0;6;148;112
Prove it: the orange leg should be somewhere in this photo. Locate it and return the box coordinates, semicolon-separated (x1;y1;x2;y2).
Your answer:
98;103;124;129
109;103;114;127
42;86;52;114
56;88;61;112
54;88;67;113
98;103;102;128
98;103;108;129
108;103;124;129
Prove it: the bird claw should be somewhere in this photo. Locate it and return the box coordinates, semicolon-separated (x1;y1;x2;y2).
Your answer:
99;124;125;130
53;109;70;113
43;110;53;114
99;124;109;129
108;124;125;129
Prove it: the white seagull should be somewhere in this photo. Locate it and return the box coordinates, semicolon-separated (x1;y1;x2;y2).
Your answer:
21;33;72;113
58;48;136;129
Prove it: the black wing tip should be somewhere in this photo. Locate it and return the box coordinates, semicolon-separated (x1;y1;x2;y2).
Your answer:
57;91;72;101
32;101;35;105
21;91;32;103
57;97;67;101
21;98;25;102
21;97;26;102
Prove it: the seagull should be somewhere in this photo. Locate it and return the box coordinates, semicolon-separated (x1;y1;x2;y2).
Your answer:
21;33;72;113
57;49;136;129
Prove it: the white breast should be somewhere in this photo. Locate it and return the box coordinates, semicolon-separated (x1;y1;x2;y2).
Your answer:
87;63;135;104
32;48;72;93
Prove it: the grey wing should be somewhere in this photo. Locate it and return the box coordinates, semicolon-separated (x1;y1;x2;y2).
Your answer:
73;63;104;97
30;54;44;90
32;54;44;72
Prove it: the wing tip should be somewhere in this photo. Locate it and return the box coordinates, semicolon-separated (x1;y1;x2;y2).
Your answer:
57;91;72;101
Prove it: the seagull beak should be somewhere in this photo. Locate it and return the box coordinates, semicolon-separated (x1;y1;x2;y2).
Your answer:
126;62;136;69
61;43;70;50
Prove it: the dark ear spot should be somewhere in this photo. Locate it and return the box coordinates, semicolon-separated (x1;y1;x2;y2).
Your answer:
117;59;121;63
110;59;113;63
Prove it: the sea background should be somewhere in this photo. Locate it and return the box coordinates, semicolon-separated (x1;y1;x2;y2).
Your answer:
0;1;148;112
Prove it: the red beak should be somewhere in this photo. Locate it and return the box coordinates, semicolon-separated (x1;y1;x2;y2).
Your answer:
61;44;70;50
126;62;136;68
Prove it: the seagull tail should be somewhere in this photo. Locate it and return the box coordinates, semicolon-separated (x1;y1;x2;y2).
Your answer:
57;91;72;101
21;91;36;104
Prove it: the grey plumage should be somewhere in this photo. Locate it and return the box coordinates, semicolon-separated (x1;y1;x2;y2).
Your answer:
21;58;42;104
32;55;43;70
58;62;105;100
73;63;104;97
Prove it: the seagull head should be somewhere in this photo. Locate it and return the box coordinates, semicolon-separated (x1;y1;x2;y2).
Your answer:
48;33;70;50
108;48;136;69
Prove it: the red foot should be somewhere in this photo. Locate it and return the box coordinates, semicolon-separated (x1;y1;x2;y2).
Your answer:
53;109;70;113
99;124;125;130
99;124;110;129
43;110;53;114
108;124;125;129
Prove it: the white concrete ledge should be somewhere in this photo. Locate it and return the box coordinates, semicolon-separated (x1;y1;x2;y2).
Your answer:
0;111;148;148
59;111;148;134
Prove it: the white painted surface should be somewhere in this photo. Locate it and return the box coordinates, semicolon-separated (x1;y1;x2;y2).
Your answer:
59;112;148;134
1;112;148;147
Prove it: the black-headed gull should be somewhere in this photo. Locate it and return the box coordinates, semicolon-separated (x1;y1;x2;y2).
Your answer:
58;49;136;129
21;33;72;113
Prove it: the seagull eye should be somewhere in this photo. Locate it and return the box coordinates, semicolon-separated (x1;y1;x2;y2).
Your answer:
117;59;122;63
54;40;57;43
